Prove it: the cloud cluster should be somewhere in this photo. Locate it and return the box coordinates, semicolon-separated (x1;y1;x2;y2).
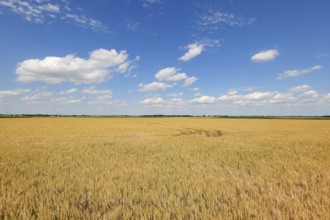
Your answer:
0;89;30;103
251;49;279;63
140;96;186;106
0;0;107;31
139;67;198;92
21;89;53;104
16;48;136;84
82;86;112;95
59;88;78;95
277;65;322;80
16;86;126;107
139;85;330;108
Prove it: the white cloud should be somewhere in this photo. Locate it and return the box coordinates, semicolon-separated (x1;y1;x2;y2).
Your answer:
219;91;274;105
139;96;186;107
251;49;279;63
138;82;172;92
269;93;296;104
301;90;319;97
51;97;81;105
179;43;204;62
16;48;135;84
117;56;139;76
183;76;198;87
168;98;185;106
140;96;164;105
167;93;183;97
0;0;59;23
227;89;238;96
155;67;187;81
0;89;30;96
0;0;107;31
64;13;107;32
117;62;130;73
21;90;53;104
86;95;126;106
197;8;256;30
37;3;60;13
179;40;220;62
82;86;112;95
244;92;273;100
190;96;216;104
59;88;78;95
325;93;330;100
189;87;199;92
139;67;196;92
276;65;322;80
216;85;330;106
289;85;312;93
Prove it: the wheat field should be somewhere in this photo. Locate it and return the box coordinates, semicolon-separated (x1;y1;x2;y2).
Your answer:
0;117;329;219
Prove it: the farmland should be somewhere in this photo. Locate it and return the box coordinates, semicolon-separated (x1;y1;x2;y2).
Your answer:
0;117;329;219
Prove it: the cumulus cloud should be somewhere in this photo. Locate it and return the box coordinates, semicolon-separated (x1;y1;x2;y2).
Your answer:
183;76;198;87
155;67;187;81
289;85;311;93
167;93;183;97
0;89;30;96
251;49;279;63
216;85;330;106
82;86;112;95
138;84;330;110
59;88;78;95
0;0;107;31
276;65;322;80
21;90;53;104
137;67;197;91
219;91;277;105
190;96;216;104
243;92;273;100
16;48;135;84
179;43;204;62
140;96;164;105
138;82;172;92
325;93;330;100
87;95;125;106
179;40;220;62
140;96;186;107
50;97;81;105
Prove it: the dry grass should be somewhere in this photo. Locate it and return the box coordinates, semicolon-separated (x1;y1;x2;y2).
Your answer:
0;117;329;219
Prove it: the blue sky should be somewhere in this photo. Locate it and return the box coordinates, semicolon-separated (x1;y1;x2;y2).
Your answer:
0;0;329;115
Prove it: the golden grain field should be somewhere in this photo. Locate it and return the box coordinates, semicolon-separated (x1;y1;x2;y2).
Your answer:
0;117;329;219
